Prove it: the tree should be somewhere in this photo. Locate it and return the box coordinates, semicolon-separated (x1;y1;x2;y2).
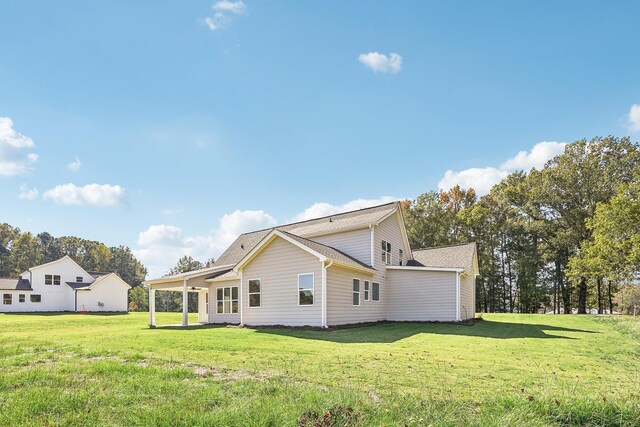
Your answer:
165;255;204;277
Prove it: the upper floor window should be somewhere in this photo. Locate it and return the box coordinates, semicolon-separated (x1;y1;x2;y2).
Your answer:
3;294;12;305
76;276;83;282
399;249;404;266
248;279;261;307
381;240;391;264
298;273;314;306
46;275;61;285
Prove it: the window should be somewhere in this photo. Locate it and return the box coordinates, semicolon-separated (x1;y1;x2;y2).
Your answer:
298;273;314;306
45;275;52;285
76;276;83;282
372;282;380;301
30;294;41;303
53;275;61;285
399;249;404;266
19;294;25;303
364;281;370;301
3;294;11;305
381;240;391;264
216;286;239;314
248;279;261;307
205;292;209;314
352;279;360;306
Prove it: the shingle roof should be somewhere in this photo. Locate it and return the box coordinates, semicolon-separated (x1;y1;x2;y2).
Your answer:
88;271;109;279
409;243;476;270
278;230;373;270
0;278;32;291
206;270;240;281
215;202;398;267
66;282;91;290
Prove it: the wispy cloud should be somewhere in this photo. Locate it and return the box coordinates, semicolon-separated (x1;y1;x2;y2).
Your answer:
18;183;39;200
205;1;246;31
626;104;640;133
43;183;128;208
438;141;566;195
67;157;81;171
358;52;402;74
291;197;400;222
0;117;38;176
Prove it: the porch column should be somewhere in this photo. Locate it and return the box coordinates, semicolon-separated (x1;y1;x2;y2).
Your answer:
182;279;188;327
149;287;156;327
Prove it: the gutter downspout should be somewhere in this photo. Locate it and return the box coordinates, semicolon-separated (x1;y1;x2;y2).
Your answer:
369;225;375;268
456;272;461;322
239;270;244;326
322;260;333;328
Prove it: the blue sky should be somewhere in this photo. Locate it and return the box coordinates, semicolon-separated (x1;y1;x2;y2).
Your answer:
1;1;639;277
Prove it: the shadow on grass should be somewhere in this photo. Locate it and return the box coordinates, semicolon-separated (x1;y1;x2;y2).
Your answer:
253;320;598;343
2;311;130;316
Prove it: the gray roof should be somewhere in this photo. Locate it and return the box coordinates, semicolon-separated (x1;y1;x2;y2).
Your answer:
409;243;476;270
88;271;109;279
0;278;32;291
66;282;91;290
206;270;240;281
216;202;398;267
278;230;373;270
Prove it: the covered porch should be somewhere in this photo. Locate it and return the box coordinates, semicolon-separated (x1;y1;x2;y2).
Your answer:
143;265;233;327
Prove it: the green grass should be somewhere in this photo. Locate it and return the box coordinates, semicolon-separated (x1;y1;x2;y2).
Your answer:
0;313;638;426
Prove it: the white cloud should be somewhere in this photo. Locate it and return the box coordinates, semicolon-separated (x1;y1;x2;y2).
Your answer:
205;1;246;31
42;183;127;208
67;157;81;171
500;141;567;171
213;0;246;14
0;117;38;176
627;104;640;133
291;196;400;222
358;52;402;74
18;184;39;200
438;141;566;196
135;209;276;278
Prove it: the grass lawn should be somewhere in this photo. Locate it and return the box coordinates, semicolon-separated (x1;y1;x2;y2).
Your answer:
0;313;639;426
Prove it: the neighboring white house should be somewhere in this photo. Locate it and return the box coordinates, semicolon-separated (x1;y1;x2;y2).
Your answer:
0;256;131;313
144;202;479;327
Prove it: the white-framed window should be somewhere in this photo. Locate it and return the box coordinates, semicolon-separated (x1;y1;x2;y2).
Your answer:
298;273;314;306
19;294;25;303
353;278;360;306
205;292;209;314
381;240;391;264
399;249;404;266
3;294;11;305
364;281;370;301
45;275;52;285
372;282;380;301
76;276;83;282
216;286;239;314
248;279;261;307
30;294;41;303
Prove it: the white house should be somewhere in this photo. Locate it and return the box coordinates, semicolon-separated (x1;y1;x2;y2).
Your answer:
0;256;131;313
144;202;479;327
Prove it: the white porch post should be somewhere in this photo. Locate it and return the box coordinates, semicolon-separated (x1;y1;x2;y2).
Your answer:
182;279;189;327
149;287;156;327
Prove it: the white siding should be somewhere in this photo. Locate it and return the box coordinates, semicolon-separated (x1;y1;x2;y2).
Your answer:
387;270;457;321
312;228;372;265
459;273;475;320
374;212;411;268
241;237;323;327
326;265;379;326
208;279;241;324
76;276;129;312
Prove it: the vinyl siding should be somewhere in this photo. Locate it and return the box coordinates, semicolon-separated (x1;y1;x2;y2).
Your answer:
326;265;379;326
76;276;129;312
387;270;457;321
459;273;474;320
242;237;323;327
374;211;411;268
208;279;241;324
311;228;371;265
